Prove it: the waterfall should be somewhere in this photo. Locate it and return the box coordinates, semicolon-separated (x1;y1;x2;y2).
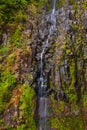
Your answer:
38;0;56;129
39;0;56;97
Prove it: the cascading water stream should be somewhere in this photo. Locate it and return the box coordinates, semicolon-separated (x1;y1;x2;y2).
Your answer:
39;0;56;96
38;0;56;130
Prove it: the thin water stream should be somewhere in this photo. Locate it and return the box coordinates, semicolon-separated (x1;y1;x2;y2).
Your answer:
38;0;56;130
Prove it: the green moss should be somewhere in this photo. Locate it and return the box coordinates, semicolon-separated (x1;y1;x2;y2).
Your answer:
8;25;24;47
17;124;25;130
51;117;66;130
0;71;16;113
57;0;67;8
49;76;54;89
64;60;77;104
0;119;4;124
60;100;65;112
19;84;36;130
0;46;9;56
50;95;65;115
83;93;87;107
50;95;59;113
0;46;9;62
84;55;87;63
32;0;49;6
82;1;87;9
50;114;85;130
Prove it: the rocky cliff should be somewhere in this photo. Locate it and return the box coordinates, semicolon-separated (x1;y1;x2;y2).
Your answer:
0;0;87;130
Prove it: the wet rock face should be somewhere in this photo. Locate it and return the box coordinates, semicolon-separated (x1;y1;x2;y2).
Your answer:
31;2;75;96
32;1;87;105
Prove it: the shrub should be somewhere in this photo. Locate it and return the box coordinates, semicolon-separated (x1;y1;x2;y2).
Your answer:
0;71;16;113
19;84;36;130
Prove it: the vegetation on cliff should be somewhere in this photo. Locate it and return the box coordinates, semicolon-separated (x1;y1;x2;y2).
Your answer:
0;0;87;130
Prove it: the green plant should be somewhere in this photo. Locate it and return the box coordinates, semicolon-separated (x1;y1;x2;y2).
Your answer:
0;46;9;56
50;114;85;130
8;25;24;47
17;124;25;130
0;119;4;124
19;84;36;130
0;71;16;113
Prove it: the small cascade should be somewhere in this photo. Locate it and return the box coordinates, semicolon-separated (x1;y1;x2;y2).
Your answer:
38;0;56;97
37;0;56;130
